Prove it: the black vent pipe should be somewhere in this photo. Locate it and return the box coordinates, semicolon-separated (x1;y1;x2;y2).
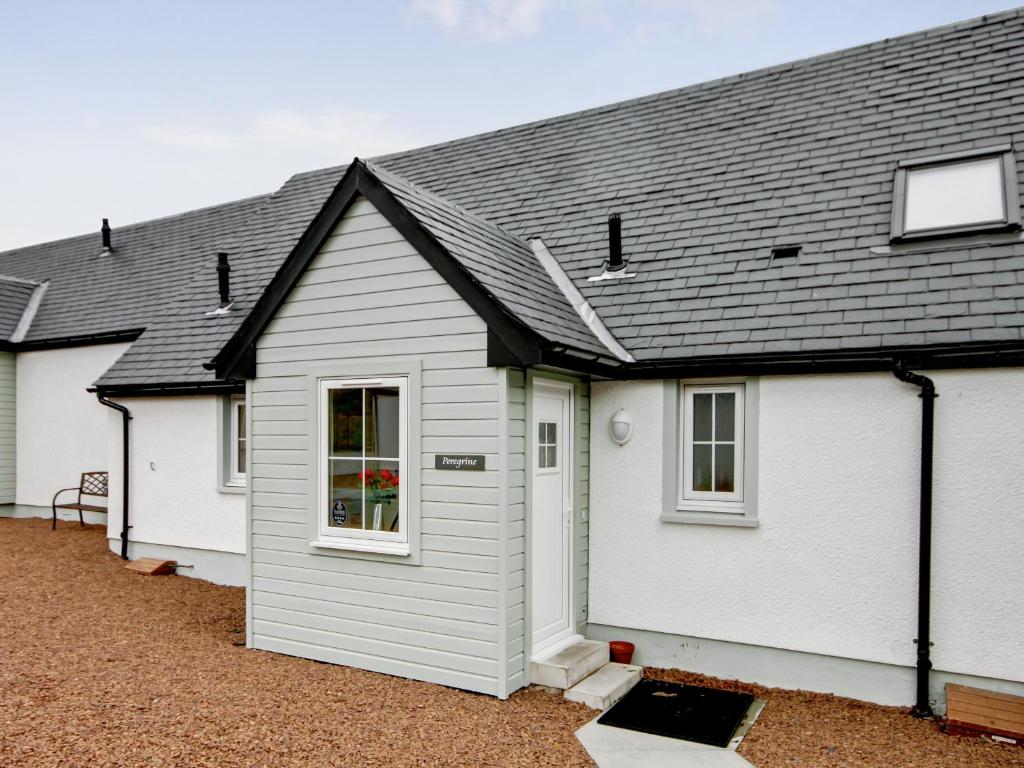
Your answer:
101;218;112;251
217;252;231;307
607;214;624;272
893;359;937;718
96;394;132;560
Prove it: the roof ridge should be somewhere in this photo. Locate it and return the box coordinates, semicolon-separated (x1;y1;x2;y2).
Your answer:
0;191;273;258
368;8;1021;165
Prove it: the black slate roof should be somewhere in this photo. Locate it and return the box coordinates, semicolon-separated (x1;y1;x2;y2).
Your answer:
366;161;608;356
370;8;1024;362
0;196;269;344
95;167;344;387
13;8;1024;386
0;276;39;342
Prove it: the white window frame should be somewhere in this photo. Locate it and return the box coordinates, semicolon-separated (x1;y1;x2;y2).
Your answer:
680;383;744;506
662;378;758;528
228;394;247;486
891;145;1021;241
316;376;409;554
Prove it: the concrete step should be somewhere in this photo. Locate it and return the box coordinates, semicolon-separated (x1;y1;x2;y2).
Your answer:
565;662;643;710
532;639;610;690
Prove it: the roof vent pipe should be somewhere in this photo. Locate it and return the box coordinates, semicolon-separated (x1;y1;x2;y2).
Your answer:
100;218;113;254
217;252;231;307
606;213;625;272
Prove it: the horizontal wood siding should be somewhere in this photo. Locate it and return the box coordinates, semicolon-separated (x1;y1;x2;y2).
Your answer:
0;352;14;503
251;196;505;695
505;367;527;692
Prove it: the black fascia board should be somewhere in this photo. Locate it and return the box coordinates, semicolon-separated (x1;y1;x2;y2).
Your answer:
537;340;1024;380
12;328;144;351
578;341;1024;379
214;159;544;379
91;380;245;397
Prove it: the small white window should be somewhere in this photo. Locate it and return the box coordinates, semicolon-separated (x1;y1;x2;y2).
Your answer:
318;377;408;552
893;148;1020;239
681;384;744;505
537;421;558;469
228;395;246;486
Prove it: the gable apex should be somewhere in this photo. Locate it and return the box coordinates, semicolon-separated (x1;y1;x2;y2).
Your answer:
214;159;578;380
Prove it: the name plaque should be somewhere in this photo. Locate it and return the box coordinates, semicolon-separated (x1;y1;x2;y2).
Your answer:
434;454;486;471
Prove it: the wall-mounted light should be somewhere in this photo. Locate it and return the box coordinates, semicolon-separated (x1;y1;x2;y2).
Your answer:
609;409;634;445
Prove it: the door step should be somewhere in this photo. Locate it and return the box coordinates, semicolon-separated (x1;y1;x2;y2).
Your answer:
532;639;609;690
125;557;177;575
565;662;643;710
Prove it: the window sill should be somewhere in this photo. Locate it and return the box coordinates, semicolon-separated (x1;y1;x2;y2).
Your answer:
661;509;759;528
311;538;411;556
218;483;246;495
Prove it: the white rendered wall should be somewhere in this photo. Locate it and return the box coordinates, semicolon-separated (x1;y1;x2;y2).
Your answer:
15;343;131;507
105;396;245;558
589;369;1024;692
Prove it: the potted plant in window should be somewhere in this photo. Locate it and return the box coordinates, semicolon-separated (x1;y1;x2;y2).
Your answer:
361;468;399;531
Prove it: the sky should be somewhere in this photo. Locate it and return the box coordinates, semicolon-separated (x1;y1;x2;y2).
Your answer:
0;0;1018;251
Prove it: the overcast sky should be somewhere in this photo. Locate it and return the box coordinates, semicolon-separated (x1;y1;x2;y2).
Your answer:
1;0;1016;251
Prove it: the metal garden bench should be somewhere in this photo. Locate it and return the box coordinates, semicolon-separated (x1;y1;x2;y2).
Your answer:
52;471;108;530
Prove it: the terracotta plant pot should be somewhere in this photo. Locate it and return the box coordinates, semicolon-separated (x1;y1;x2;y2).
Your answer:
609;640;635;664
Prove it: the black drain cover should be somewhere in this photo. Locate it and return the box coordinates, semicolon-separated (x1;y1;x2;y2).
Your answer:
597;679;754;748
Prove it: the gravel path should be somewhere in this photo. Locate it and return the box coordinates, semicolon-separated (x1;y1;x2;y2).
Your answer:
2;518;1020;767
0;520;594;767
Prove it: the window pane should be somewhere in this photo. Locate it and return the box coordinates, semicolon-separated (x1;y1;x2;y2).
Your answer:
329;389;362;456
327;458;363;530
714;393;735;441
904;157;1004;232
236;438;246;475
546;445;557;469
548;422;557;445
364;460;400;533
693;393;712;442
692;444;712;492
538;423;547;443
714;444;735;493
237;403;246;439
366;387;400;458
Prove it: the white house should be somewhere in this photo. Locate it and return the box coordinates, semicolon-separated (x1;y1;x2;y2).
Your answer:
3;9;1023;715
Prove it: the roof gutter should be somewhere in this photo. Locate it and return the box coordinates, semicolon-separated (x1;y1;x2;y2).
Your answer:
12;328;144;351
91;381;245;398
95;393;132;560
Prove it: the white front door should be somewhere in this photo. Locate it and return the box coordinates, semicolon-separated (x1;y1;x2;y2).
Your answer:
530;380;574;658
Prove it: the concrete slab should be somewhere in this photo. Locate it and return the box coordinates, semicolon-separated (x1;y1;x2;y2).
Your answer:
565;663;642;710
532;639;609;690
576;718;755;768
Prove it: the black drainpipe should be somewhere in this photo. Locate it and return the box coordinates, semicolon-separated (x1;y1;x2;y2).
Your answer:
892;360;937;718
96;393;132;560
